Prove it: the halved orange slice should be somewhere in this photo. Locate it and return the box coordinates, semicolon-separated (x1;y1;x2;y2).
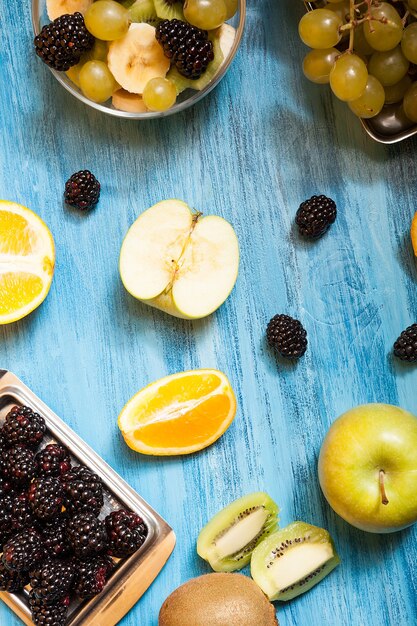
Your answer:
411;211;417;257
118;369;237;456
0;201;55;324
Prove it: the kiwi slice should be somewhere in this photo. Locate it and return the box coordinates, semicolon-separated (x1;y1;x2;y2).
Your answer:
154;0;184;20
197;492;279;573
128;0;159;23
251;521;340;602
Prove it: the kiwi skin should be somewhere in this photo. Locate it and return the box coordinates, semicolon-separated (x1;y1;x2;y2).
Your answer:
158;573;278;626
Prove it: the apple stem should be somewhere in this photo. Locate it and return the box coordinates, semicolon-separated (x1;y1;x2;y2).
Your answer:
379;470;389;506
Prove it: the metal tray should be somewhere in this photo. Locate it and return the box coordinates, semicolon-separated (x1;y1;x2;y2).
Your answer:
304;1;417;144
0;369;176;625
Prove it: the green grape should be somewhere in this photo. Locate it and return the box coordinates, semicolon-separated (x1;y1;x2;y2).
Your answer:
143;78;177;111
299;9;342;49
353;24;375;57
223;0;237;19
363;3;403;52
303;48;339;84
183;0;227;30
325;1;349;23
79;61;118;103
330;53;368;101
89;39;109;62
368;46;409;87
326;0;343;4
348;75;385;118
384;75;412;104
401;24;417;64
85;0;129;41
408;0;417;9
403;82;417;122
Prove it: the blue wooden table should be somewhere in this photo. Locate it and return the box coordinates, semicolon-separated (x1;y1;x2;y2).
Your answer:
1;0;417;624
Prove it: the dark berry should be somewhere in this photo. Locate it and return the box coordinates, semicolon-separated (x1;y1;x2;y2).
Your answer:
267;314;308;359
73;555;115;598
64;170;100;210
2;528;45;571
30;558;74;605
0;445;36;484
35;444;71;478
0;494;14;548
67;512;107;558
34;12;94;71
2;405;46;450
28;477;64;520
156;19;214;79
105;509;148;558
60;465;103;515
42;514;73;558
29;590;68;626
0;561;29;592
11;492;36;532
296;195;337;239
393;323;417;362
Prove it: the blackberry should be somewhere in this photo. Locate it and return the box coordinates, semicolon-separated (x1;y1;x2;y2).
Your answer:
11;492;36;532
61;465;104;515
156;19;214;79
105;509;148;558
2;528;45;571
64;170;100;211
0;561;29;593
67;512;107;558
296;195;337;239
0;444;36;484
35;444;71;478
29;590;68;626
267;314;308;359
30;558;74;605
28;477;64;520
42;514;72;558
34;12;94;71
73;555;115;598
393;323;417;362
0;494;14;548
2;405;46;450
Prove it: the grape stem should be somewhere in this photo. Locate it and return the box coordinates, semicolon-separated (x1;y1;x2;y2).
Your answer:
348;0;355;51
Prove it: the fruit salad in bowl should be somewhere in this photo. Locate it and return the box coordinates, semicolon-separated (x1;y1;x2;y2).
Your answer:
32;0;245;118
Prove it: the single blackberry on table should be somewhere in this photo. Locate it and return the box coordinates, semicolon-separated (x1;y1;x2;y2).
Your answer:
67;512;107;558
105;509;148;558
73;555;115;598
61;465;104;515
296;195;337;239
393;323;417;362
64;170;100;211
35;444;71;478
29;590;69;626
2;405;46;450
42;513;73;558
0;444;36;484
2;528;45;571
0;561;29;593
30;558;74;605
28;476;64;521
11;492;36;531
267;314;308;359
34;12;94;71
156;19;214;79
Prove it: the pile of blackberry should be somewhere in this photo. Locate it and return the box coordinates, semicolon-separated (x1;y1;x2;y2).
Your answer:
0;405;148;625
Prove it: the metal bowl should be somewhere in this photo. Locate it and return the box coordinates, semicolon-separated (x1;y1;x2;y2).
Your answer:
32;0;246;119
304;1;417;144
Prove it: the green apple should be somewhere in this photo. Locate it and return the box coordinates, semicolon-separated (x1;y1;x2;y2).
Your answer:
318;403;417;533
119;199;239;319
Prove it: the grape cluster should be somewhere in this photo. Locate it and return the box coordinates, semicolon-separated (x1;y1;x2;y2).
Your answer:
299;1;417;122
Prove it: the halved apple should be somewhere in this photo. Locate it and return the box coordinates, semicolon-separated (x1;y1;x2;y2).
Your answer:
119;200;239;319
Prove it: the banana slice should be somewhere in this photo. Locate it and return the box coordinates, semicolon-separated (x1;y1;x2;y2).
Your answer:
47;0;92;21
108;23;170;94
112;89;148;112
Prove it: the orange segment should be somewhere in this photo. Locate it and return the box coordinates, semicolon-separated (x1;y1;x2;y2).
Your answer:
118;369;236;456
411;211;417;257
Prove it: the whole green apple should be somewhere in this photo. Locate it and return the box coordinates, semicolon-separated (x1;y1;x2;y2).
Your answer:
318;403;417;533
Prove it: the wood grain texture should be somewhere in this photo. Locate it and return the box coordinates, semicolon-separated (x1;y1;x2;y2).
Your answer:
1;1;417;625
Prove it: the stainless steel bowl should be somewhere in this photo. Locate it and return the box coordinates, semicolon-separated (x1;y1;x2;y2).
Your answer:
304;1;417;144
32;0;246;119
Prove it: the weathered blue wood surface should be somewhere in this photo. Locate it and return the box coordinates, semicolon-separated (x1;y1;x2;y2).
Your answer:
1;0;417;624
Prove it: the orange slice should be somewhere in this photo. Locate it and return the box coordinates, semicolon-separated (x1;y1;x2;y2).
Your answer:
118;369;237;456
0;201;55;324
411;211;417;257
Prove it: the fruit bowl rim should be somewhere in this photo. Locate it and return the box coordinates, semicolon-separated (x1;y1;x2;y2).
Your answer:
31;0;246;120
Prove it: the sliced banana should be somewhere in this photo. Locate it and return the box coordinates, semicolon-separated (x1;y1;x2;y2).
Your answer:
46;0;92;21
108;23;170;95
112;89;148;112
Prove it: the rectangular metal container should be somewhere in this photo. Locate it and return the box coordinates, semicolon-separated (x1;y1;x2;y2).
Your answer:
0;369;176;626
304;1;417;143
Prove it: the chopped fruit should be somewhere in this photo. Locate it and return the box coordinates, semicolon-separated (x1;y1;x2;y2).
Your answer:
112;89;148;112
393;324;417;362
105;509;148;557
46;0;93;21
64;170;101;211
0;201;55;324
156;19;214;80
34;13;94;71
411;212;417;257
266;315;308;359
2;405;46;449
118;369;236;455
143;77;177;111
296;195;337;239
